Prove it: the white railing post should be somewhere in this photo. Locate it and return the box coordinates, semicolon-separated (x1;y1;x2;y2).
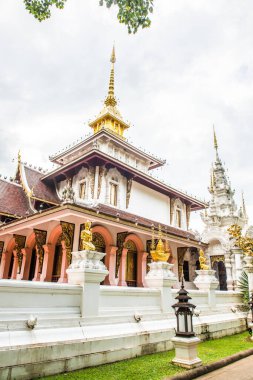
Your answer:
67;250;108;317
145;261;177;313
193;270;219;309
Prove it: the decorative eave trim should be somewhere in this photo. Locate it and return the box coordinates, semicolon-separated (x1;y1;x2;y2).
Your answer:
49;129;164;167
0;212;21;219
43;149;206;210
0;203;207;248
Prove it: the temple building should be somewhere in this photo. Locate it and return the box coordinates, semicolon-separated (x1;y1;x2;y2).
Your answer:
0;48;206;287
201;130;248;290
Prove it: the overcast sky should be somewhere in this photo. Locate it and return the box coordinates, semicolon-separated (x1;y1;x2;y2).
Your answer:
0;0;252;231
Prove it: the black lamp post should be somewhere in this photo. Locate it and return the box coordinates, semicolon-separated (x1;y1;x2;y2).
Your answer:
172;278;196;338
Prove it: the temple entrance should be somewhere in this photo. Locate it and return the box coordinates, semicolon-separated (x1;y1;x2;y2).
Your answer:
125;240;137;287
211;256;227;290
28;248;37;281
52;243;63;282
8;253;14;279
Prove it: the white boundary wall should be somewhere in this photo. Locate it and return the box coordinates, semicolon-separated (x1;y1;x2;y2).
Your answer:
0;280;247;380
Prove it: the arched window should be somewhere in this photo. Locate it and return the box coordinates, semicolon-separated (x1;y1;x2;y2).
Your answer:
92;232;106;253
52;237;63;282
175;207;182;228
125;240;137;287
79;180;86;200
110;177;118;206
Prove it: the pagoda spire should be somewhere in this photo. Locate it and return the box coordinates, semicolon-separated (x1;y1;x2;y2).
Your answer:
104;45;117;108
89;46;130;139
213;125;219;161
242;192;248;219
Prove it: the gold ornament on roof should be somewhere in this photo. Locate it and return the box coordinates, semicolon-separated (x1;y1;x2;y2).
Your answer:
80;221;95;251
199;249;209;270
104;45;117;107
150;224;171;262
228;224;253;256
89;46;130;139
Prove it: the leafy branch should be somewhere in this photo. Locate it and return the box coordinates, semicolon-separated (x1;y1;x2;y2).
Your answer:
23;0;154;34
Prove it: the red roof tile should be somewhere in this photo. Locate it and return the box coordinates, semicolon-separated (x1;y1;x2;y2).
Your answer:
0;180;32;217
23;166;60;204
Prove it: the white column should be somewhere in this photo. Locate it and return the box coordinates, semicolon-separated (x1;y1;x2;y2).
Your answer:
224;252;234;290
231;248;244;289
243;256;253;293
93;166;100;200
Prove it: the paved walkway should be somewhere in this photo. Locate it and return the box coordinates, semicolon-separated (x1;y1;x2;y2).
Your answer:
196;355;253;379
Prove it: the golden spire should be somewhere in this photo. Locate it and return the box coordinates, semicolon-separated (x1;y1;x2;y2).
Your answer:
104;45;117;107
89;46;130;139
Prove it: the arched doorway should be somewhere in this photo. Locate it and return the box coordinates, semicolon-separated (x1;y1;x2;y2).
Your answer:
92;232;106;284
211;256;227;290
92;232;106;253
28;248;37;281
125;240;137;287
8;253;14;279
52;239;63;282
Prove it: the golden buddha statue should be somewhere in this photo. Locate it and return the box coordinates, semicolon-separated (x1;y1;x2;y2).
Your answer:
199;249;209;270
80;221;95;251
150;225;171;262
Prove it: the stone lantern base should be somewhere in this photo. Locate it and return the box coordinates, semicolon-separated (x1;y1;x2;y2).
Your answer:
171;336;202;369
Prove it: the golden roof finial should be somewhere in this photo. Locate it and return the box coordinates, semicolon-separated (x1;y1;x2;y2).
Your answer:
111;45;116;64
104;45;117;108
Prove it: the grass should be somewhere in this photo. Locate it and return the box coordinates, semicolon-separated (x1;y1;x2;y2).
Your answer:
43;332;252;380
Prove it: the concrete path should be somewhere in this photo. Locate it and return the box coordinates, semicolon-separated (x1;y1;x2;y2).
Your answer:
196;355;253;379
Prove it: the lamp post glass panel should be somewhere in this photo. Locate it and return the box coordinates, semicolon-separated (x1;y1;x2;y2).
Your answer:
172;280;196;337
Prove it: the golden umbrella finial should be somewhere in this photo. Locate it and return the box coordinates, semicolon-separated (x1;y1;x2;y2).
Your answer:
105;45;117;107
111;45;116;64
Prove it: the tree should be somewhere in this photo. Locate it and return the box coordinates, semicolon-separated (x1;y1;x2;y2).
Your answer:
23;0;154;34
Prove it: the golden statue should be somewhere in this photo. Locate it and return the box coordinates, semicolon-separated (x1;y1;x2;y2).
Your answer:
80;221;95;251
150;225;171;262
199;249;209;270
228;224;253;256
